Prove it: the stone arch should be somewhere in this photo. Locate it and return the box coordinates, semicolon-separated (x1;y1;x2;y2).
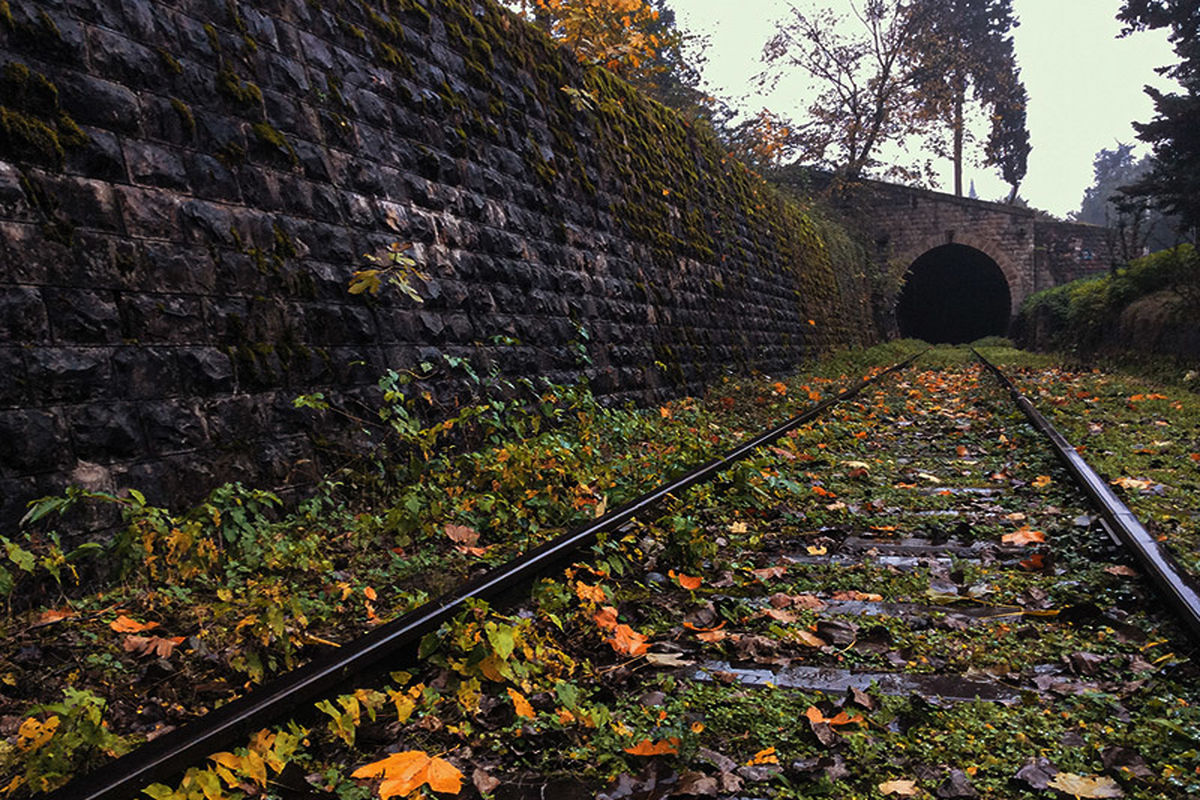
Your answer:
894;232;1030;313
895;243;1013;344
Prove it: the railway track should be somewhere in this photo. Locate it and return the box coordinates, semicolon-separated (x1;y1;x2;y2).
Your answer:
42;349;1200;800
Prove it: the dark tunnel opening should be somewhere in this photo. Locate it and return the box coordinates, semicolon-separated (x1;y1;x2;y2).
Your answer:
896;244;1012;344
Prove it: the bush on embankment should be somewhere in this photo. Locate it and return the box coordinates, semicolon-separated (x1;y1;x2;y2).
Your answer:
1015;245;1200;363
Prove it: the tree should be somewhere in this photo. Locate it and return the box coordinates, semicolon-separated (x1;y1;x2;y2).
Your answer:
511;0;705;110
907;0;1029;198
759;0;937;181
1073;143;1182;261
1118;0;1200;233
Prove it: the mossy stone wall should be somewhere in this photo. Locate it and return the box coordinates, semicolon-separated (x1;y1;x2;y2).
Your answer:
0;0;876;528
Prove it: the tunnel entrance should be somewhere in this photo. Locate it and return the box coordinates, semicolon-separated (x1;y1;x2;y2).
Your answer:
896;244;1012;344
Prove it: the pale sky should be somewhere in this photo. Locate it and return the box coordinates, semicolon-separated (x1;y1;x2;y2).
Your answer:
671;0;1180;218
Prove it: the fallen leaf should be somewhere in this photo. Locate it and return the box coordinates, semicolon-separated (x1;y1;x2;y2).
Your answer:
761;607;799;624
751;565;787;581
644;652;694;668
110;615;159;633
1020;553;1046;571
804;706;863;727
1104;565;1139;577
33;608;74;626
831;590;883;602
594;606;619;631
352;750;463;798
444;524;479;546
1002;527;1046;546
576;582;606;603
1110;477;1152;491
455;545;489;557
730;521;748;534
1032;475;1052;489
747;747;779;765
507;688;534;719
123;635;186;659
669;570;703;591
1046;773;1124;798
879;779;920;797
806;545;828;556
623;737;680;756
363;587;378;601
472;767;500;795
609;624;650;657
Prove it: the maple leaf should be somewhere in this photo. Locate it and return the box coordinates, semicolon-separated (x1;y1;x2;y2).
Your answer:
110;615;159;633
352;750;463;798
668;570;702;590
123;634;186;658
1002;527;1046;546
609;624;649;657
16;716;59;753
576;582;607;603
594;606;619;631
623;737;680;756
878;779;919;796
1046;773;1124;798
507;688;535;719
444;524;479;546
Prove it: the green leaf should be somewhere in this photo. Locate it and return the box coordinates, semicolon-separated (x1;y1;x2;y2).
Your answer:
486;623;515;661
141;783;178;800
5;539;36;573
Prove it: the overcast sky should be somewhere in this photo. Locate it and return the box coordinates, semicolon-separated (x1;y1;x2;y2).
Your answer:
671;0;1180;218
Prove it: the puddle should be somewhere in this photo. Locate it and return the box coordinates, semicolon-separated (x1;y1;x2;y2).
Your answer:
785;554;973;570
693;661;1020;703
917;487;1002;496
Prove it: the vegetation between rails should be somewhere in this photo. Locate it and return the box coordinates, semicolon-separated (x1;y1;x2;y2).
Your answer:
2;342;1199;799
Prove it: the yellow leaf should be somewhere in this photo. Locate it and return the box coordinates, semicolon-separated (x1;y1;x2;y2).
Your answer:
1032;475;1052;489
16;716;59;752
508;688;535;719
575;582;606;603
879;779;920;796
748;747;779;765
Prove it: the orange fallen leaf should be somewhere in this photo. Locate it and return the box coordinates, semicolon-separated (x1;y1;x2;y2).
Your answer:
609;624;649;657
33;608;74;626
747;747;779;765
352;750;463;798
1111;477;1153;491
1020;553;1046;571
363;587;378;602
110;615;159;634
507;688;535;719
594;606;619;631
761;607;799;624
804;706;863;726
444;524;479;546
668;570;703;591
455;545;489;557
1031;475;1052;489
576;582;606;603
1002;527;1046;546
623;737;680;756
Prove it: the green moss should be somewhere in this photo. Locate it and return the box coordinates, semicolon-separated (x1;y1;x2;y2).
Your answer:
273;223;298;258
18;172;74;245
0;1;12;31
216;141;246;168
252;121;298;165
0;61;86;168
363;4;405;41
216;63;263;111
0;62;58;115
156;47;183;75
203;22;221;53
170;97;195;137
0;106;63;166
376;41;412;75
342;21;367;40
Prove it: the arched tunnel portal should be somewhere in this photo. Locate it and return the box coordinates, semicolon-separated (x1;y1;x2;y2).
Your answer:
896;244;1012;344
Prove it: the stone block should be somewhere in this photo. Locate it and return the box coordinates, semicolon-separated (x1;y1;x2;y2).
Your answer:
142;398;208;453
66;401;145;460
0;409;71;473
43;287;120;344
26;347;110;403
111;346;178;399
55;72;141;134
122;293;206;342
116;185;181;240
0;287;49;341
125;140;190;190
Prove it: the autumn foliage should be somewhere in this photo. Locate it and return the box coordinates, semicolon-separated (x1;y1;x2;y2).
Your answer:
514;0;670;82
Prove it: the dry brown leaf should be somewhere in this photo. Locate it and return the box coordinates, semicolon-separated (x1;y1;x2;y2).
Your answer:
751;565;787;581
1104;565;1140;577
792;629;827;648
761;607;799;624
444;523;479;546
831;590;883;602
123;635;186;659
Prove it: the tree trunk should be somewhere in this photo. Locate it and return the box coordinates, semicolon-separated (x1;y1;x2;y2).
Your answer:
953;89;964;197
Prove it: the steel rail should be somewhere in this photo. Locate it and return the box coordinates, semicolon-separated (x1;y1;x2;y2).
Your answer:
47;352;923;800
974;348;1200;643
